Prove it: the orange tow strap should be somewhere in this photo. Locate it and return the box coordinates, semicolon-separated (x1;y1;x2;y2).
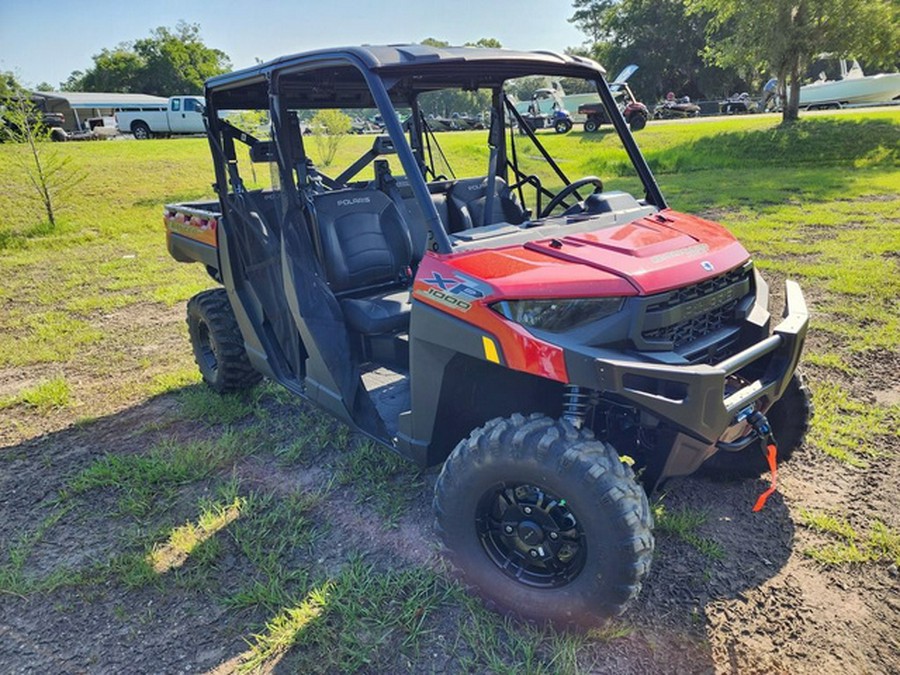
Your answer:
752;443;778;512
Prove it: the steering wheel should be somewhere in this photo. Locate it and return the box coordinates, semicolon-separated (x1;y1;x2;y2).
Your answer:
539;176;604;219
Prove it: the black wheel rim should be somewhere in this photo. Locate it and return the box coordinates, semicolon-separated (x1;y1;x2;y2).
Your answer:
476;482;586;588
196;320;218;377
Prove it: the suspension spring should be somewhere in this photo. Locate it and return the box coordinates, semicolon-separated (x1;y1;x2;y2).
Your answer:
562;385;591;429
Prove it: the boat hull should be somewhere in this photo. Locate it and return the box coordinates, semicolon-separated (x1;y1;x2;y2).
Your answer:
799;72;900;106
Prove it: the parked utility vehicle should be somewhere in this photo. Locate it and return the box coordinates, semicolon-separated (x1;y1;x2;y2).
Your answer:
165;45;810;626
116;95;205;139
579;64;649;132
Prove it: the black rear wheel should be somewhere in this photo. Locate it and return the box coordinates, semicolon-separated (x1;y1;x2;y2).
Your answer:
699;372;812;479
583;118;599;133
186;289;262;393
434;414;654;626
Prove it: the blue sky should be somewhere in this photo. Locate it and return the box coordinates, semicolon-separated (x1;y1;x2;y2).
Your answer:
0;0;587;89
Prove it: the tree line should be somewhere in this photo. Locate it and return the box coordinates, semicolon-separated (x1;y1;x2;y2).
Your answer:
57;22;230;96
7;3;899;124
570;0;898;120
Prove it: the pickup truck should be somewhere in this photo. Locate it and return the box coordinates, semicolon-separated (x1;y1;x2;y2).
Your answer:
115;96;205;139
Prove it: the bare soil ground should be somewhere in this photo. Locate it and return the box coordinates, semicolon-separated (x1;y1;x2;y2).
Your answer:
1;308;898;674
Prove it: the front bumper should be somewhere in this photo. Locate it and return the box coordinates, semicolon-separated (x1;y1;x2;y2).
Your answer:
565;280;808;445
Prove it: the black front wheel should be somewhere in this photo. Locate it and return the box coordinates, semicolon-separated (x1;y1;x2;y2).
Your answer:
554;119;572;134
629;114;647;132
434;414;654;626
131;121;151;140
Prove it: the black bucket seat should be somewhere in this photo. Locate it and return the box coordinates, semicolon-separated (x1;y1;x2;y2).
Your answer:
447;176;526;232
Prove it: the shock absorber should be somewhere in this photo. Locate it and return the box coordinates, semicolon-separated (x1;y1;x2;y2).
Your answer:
562;385;591;429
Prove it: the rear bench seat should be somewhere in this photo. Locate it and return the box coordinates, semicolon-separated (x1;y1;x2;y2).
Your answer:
312;188;413;335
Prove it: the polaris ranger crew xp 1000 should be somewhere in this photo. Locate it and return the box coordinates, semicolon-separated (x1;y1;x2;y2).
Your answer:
165;44;810;626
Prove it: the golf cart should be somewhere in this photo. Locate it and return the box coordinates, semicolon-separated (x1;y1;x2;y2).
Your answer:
165;44;809;626
519;87;573;133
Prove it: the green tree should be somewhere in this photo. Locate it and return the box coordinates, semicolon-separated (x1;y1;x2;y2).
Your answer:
63;22;230;95
0;71;21;98
465;38;503;49
133;23;231;94
687;0;900;122
76;48;145;92
1;86;84;230
420;38;450;48
59;71;86;92
310;109;352;166
569;0;743;101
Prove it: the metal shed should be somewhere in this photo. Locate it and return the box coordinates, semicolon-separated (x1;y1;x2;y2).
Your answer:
29;91;168;131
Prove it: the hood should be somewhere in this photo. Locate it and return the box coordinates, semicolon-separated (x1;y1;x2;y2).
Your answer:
447;209;751;297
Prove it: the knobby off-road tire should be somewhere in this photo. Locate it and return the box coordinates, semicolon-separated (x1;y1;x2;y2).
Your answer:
629;114;647;132
186;289;262;393
699;372;812;479
434;413;654;627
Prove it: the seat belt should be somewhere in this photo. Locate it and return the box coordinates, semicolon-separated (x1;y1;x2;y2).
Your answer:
374;160;417;281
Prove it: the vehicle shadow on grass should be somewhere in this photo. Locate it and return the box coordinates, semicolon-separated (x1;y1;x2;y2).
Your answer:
638;471;795;607
0;390;448;674
0;390;799;674
553;471;796;672
0;396;267;673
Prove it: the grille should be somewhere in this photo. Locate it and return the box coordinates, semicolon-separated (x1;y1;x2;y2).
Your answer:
645;265;750;313
643;299;739;348
639;265;752;352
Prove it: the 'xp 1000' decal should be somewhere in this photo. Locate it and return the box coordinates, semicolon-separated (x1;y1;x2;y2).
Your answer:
416;272;491;312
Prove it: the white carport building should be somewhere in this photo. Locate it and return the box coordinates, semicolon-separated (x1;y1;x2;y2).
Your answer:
29;91;168;131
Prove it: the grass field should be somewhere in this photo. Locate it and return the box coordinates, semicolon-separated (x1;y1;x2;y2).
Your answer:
1;109;898;673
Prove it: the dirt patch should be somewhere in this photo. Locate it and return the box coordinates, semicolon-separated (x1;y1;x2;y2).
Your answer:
4;391;898;674
1;280;899;674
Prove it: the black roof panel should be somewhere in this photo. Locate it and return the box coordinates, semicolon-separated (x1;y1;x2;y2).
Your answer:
206;44;606;93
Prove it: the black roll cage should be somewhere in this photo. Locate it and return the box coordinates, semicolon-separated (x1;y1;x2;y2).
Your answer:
205;48;668;257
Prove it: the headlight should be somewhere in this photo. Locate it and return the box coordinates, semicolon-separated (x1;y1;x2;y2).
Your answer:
491;297;623;332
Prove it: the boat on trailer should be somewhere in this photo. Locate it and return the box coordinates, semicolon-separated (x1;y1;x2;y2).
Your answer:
799;60;900;109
